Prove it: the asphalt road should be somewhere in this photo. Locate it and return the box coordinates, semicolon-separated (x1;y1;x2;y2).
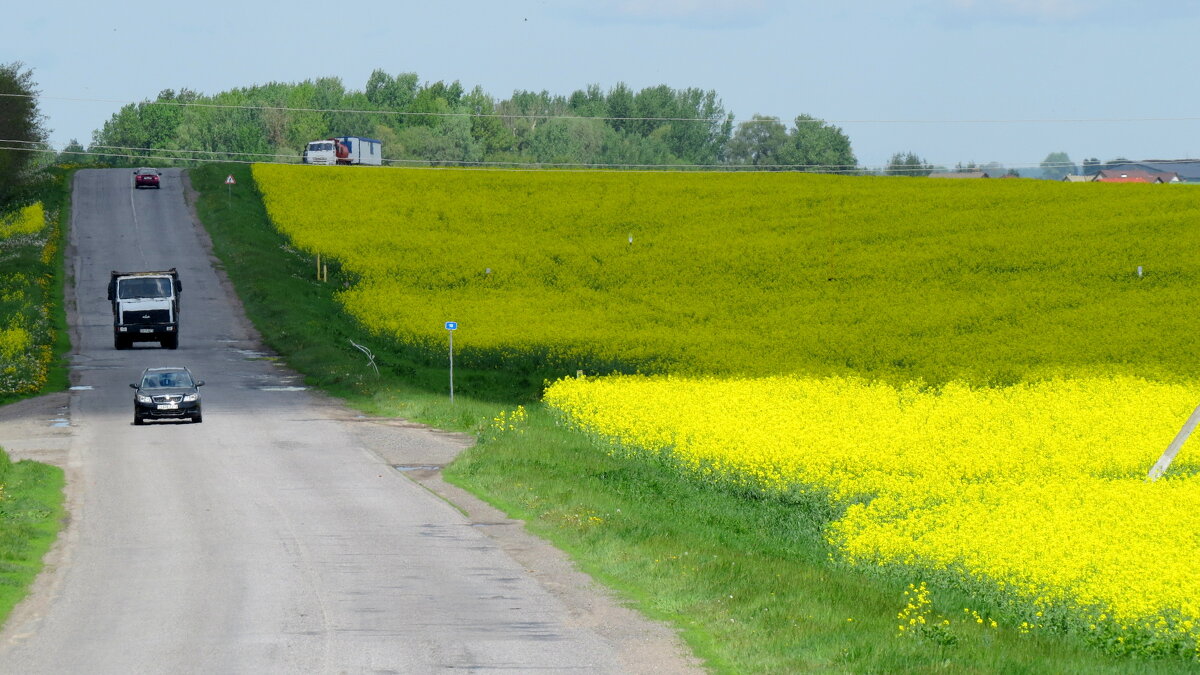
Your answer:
0;168;698;674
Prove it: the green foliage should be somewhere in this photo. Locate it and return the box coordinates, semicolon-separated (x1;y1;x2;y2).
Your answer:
90;72;846;169
0;168;70;403
1041;151;1078;180
728;114;856;171
886;151;934;176
0;62;48;207
725;115;789;166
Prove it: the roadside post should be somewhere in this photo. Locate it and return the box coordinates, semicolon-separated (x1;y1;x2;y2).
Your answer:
225;174;236;207
445;321;457;402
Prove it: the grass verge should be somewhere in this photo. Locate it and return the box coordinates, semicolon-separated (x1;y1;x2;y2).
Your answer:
190;163;1192;673
0;451;65;626
0;166;72;627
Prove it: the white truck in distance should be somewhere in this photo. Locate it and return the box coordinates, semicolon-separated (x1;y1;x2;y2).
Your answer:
108;269;181;350
303;136;383;166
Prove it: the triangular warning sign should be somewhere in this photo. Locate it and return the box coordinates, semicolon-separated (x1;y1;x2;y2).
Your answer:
225;175;236;185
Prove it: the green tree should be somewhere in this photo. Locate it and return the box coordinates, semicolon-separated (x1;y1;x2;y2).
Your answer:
726;115;789;168
528;117;608;164
885;152;933;177
568;84;608;118
662;87;728;165
1039;151;1077;180
606;83;635;133
0;62;47;204
56;139;89;164
93;102;146;162
497;90;570;153
778;114;856;172
365;70;419;113
462;86;515;157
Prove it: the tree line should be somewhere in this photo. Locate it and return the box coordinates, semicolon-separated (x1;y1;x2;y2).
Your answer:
0;62;50;207
78;70;857;171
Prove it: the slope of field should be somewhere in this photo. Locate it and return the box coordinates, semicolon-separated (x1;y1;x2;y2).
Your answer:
545;373;1200;657
251;164;1200;661
252;165;1200;386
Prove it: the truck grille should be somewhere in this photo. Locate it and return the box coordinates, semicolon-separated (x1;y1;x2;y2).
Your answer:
123;309;170;324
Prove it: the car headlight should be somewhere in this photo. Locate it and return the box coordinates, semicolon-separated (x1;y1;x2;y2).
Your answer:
136;394;153;404
183;393;199;402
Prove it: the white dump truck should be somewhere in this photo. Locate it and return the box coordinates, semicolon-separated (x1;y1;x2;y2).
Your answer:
108;269;182;350
302;136;383;166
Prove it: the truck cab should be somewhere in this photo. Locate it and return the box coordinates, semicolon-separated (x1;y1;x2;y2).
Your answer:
108;269;182;349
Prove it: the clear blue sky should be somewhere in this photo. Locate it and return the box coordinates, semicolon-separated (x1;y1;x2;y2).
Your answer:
10;0;1200;169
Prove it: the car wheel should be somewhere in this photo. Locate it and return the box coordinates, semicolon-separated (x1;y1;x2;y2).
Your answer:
193;414;202;424
134;415;144;426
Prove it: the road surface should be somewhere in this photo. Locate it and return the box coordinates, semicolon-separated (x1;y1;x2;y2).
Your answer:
0;168;699;674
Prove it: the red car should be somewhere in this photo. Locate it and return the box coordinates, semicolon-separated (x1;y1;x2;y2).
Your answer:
133;168;161;189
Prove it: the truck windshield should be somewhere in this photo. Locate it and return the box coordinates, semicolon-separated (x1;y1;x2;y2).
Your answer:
119;277;171;299
308;142;333;151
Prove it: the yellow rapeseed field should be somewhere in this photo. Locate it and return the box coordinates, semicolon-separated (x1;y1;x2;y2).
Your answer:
251;164;1200;385
544;374;1200;654
251;164;1200;655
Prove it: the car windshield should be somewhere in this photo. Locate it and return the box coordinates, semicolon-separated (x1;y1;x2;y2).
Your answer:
137;169;156;175
142;371;193;389
119;277;171;299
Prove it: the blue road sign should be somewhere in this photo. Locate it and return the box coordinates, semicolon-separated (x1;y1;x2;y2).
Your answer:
445;321;458;331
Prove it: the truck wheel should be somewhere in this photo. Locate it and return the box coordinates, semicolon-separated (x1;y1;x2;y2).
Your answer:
162;335;178;350
114;335;127;350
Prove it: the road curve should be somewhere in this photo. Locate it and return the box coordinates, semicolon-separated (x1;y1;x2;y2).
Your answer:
0;168;698;674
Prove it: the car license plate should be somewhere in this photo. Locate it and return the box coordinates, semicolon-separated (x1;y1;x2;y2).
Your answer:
140;329;153;333
156;403;178;410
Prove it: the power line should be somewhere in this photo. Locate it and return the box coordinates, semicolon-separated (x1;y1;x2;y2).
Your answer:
6;91;1200;126
0;92;734;125
2;139;1125;173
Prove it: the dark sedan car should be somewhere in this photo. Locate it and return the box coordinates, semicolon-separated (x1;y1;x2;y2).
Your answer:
131;366;203;425
133;167;161;189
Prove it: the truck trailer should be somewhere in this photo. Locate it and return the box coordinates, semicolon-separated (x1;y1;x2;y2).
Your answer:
108;269;182;349
302;136;383;166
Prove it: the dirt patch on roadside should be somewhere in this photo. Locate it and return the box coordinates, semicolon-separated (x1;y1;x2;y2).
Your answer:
0;392;72;468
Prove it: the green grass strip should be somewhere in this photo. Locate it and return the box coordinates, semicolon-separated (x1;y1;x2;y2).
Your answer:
0;450;64;627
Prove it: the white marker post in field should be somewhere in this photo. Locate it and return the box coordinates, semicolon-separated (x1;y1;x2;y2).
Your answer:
1148;402;1200;481
445;321;458;402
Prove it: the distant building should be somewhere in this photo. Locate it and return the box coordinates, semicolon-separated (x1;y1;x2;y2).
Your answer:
1095;169;1157;183
1089;161;1200;183
928;171;990;179
1151;172;1183;183
1061;174;1093;182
